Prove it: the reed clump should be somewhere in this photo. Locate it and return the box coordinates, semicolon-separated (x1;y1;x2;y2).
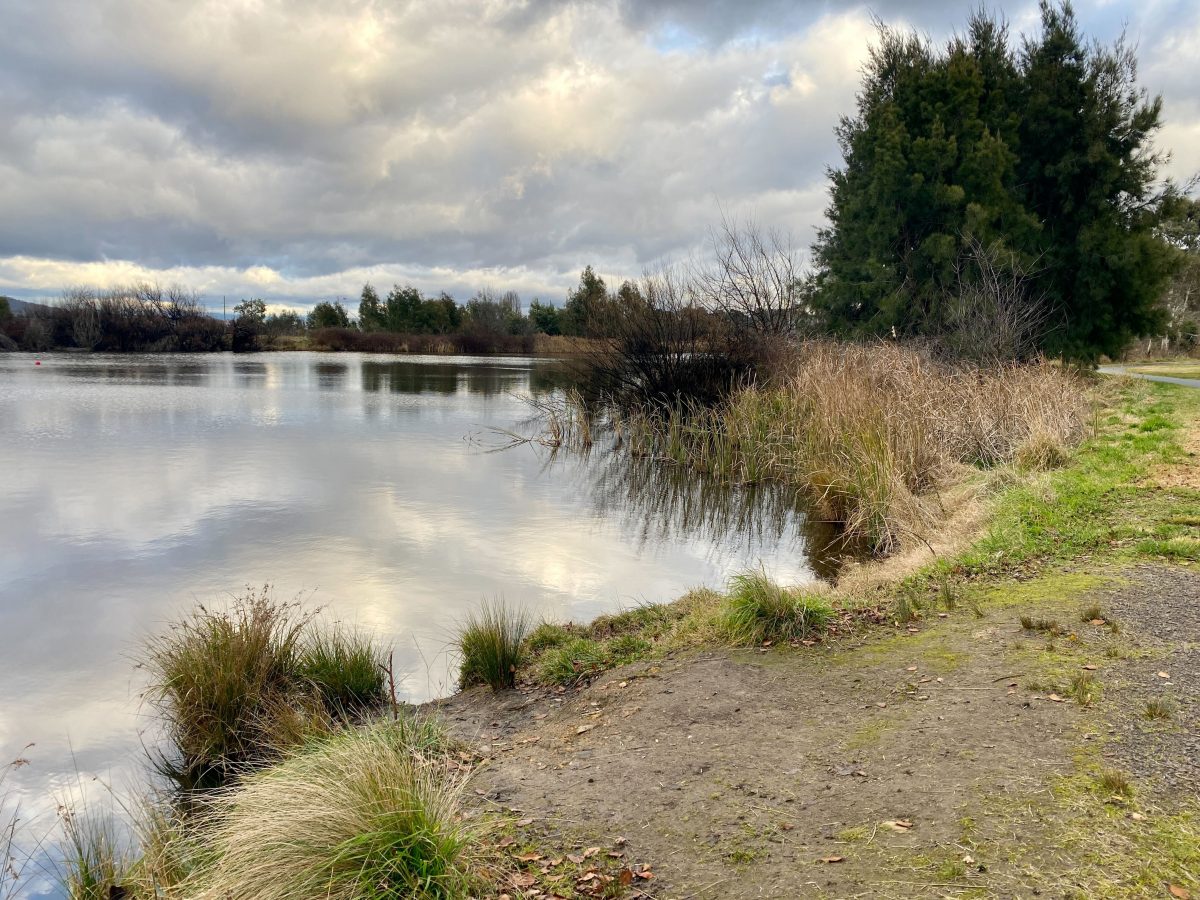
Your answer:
721;571;834;645
141;588;388;793
618;342;1088;553
456;599;532;690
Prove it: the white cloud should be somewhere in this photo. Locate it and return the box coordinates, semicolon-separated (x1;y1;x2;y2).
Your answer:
0;0;1196;309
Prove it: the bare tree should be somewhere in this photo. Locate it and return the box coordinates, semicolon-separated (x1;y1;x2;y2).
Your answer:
693;214;804;336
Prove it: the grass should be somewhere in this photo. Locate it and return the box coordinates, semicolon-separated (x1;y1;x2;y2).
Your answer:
57;802;130;900
1;750;35;900
721;571;834;645
182;719;474;900
456;599;532;690
958;379;1200;572
1144;699;1173;720
299;624;388;717
141;588;390;793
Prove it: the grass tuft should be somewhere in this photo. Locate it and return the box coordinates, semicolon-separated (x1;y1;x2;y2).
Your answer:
1095;768;1134;799
456;599;532;691
184;720;473;900
1144;698;1173;720
538;639;609;685
299;625;388;717
722;571;834;645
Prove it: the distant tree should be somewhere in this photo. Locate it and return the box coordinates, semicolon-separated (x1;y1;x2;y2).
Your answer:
464;289;511;335
528;299;561;335
231;298;267;351
811;2;1175;360
306;301;351;330
384;285;423;332
0;296;11;323
358;284;385;331
561;266;609;337
417;292;463;334
263;310;305;336
1158;194;1200;350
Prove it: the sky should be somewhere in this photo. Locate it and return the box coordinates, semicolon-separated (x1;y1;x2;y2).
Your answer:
0;0;1198;314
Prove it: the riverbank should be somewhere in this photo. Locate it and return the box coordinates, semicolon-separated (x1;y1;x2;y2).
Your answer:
433;374;1199;898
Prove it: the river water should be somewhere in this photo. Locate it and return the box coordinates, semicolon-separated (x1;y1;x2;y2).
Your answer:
0;351;829;894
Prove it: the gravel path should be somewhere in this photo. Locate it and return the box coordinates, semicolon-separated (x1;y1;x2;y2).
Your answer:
1097;565;1200;795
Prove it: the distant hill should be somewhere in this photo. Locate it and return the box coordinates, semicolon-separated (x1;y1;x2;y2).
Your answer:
3;297;55;315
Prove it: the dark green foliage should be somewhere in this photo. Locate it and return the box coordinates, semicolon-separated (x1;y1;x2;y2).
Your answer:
811;2;1176;360
0;296;11;323
298;626;387;716
528;299;561;334
305;301;351;330
537;638;608;685
561;266;611;337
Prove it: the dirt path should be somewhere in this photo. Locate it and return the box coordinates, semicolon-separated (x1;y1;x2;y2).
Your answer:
435;564;1200;899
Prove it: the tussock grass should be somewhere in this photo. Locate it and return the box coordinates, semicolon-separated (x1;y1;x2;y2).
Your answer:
456;599;531;690
57;799;132;900
617;342;1088;553
299;625;388;717
1144;698;1173;720
184;720;473;900
141;588;389;792
721;571;834;645
1096;769;1134;799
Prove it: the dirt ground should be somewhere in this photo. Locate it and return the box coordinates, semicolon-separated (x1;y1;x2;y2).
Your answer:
433;564;1200;899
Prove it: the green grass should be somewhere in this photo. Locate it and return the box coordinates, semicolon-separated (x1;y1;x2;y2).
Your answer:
957;381;1199;573
140;589;393;793
721;571;834;645
184;720;474;900
456;599;532;691
538;638;609;685
299;625;388;717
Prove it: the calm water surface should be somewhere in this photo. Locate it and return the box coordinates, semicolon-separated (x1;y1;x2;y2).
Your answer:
0;351;827;893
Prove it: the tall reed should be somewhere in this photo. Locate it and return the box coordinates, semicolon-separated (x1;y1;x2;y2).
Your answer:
613;342;1088;553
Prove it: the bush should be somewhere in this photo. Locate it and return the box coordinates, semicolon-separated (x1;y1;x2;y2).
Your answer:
456;600;531;690
185;721;472;900
721;571;834;645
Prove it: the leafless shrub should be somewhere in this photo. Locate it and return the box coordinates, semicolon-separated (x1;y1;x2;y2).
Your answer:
942;237;1056;362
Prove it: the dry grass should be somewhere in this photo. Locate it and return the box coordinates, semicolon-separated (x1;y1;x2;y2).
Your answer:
182;719;473;900
618;342;1089;553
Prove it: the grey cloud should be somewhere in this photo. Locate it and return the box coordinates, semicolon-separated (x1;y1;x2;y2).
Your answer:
0;0;1196;308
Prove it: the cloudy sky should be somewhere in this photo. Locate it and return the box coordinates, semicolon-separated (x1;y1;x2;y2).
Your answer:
1;0;1198;314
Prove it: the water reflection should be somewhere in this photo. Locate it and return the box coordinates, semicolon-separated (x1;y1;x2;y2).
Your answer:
586;453;842;580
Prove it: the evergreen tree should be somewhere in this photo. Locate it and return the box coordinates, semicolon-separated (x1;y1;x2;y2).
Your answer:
358;284;385;331
811;2;1175;359
561;266;609;337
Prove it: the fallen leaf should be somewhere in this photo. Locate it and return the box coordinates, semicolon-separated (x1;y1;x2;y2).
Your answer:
1158;672;1171;679
618;869;634;887
820;856;845;864
516;817;534;827
515;852;543;862
780;823;795;831
1090;618;1106;626
511;873;537;888
1169;886;1191;899
582;847;601;859
1047;693;1065;703
607;851;624;859
883;820;913;832
1082;664;1097;670
906;666;918;672
634;869;655;880
1129;812;1146;822
566;853;586;865
576;724;596;735
498;836;516;848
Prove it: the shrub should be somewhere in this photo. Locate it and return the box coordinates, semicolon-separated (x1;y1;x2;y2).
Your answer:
299;625;388;717
456;600;531;690
185;721;473;900
721;571;834;645
538;639;608;685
